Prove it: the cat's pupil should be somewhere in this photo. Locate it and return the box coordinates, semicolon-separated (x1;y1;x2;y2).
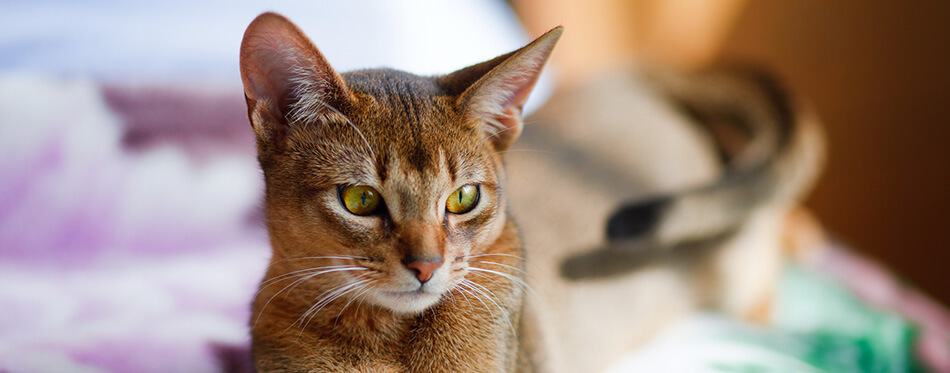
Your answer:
361;192;367;206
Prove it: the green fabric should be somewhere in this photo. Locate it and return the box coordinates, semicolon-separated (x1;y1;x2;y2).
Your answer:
709;265;924;373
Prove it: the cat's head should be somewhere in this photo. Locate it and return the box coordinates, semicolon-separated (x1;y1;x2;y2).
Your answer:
240;13;560;315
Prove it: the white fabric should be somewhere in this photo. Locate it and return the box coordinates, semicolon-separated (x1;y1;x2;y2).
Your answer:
0;0;553;112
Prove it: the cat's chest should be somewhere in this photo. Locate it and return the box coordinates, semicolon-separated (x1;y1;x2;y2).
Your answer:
314;312;465;367
320;307;438;347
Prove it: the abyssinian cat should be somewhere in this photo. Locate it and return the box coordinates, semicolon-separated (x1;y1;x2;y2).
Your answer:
239;12;561;372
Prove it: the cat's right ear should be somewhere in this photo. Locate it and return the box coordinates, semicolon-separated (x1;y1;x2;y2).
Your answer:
240;12;352;146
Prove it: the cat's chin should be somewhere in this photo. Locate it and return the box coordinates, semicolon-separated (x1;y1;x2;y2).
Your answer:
371;289;444;315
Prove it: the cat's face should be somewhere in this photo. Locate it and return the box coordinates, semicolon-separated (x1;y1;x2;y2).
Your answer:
240;13;560;315
264;71;510;314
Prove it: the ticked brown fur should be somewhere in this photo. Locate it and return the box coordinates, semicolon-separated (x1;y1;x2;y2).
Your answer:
240;12;561;372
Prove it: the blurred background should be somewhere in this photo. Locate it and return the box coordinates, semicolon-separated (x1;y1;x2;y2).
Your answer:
512;0;950;307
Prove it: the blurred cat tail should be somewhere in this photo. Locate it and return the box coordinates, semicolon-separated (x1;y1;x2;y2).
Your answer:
562;66;825;280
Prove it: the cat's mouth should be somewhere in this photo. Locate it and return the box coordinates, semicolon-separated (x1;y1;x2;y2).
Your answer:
374;289;443;314
382;289;438;301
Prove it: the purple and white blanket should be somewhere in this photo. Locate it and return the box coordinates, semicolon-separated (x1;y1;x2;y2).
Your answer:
0;75;265;372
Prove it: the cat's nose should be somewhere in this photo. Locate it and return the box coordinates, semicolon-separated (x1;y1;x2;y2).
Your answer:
404;257;443;283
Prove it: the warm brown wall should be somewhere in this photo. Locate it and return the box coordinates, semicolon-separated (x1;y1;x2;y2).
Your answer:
719;1;950;305
512;0;950;306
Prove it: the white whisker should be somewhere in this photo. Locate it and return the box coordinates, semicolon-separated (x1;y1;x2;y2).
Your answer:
453;284;476;311
296;275;372;334
463;279;515;335
258;265;365;291
464;253;525;261
265;255;368;270
446;289;458;308
333;281;376;328
467;260;526;274
467;267;536;299
459;280;495;321
253;266;368;331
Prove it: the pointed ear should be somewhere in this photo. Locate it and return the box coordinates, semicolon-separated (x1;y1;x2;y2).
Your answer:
451;26;562;151
239;12;352;146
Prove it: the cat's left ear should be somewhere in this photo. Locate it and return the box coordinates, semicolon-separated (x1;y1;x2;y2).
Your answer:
451;26;563;151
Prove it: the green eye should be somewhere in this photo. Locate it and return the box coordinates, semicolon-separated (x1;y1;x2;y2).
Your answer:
446;184;479;214
340;185;381;216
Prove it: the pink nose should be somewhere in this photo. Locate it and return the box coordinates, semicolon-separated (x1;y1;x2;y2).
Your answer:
405;259;443;283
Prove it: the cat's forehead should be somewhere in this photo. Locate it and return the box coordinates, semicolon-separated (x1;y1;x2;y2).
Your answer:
343;69;458;132
337;69;487;175
343;69;448;100
382;149;488;218
342;69;455;129
383;144;487;182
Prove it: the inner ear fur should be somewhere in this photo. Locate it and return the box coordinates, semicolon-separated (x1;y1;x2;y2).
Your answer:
239;12;353;146
445;26;563;151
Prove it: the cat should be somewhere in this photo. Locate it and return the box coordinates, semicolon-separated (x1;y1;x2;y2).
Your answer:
239;12;561;372
506;66;825;371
